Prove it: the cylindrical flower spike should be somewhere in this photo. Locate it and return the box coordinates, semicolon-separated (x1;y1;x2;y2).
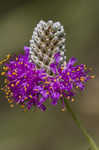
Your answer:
0;20;94;111
29;20;66;74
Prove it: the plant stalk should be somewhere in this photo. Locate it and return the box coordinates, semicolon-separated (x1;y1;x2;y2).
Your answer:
64;99;99;150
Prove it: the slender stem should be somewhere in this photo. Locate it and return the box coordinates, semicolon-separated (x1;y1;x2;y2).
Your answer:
64;99;99;150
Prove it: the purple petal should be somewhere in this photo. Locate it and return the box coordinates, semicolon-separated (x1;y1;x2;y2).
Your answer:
54;52;61;63
50;63;57;74
67;57;77;67
24;46;30;57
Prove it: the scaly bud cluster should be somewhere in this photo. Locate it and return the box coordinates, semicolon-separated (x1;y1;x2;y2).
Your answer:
29;20;66;74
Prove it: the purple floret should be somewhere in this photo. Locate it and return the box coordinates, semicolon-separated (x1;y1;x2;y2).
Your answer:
1;46;93;111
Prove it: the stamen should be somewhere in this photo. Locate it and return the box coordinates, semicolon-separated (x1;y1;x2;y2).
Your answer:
24;97;28;100
71;98;75;102
16;57;18;61
80;77;85;82
45;81;50;84
67;72;70;75
11;84;14;87
3;66;8;71
46;91;49;95
20;105;25;108
59;76;62;79
61;67;64;70
76;86;79;89
10;104;14;108
34;89;39;91
19;96;22;99
12;72;17;75
8;99;13;103
16;81;20;86
1;72;6;76
90;75;95;79
61;107;66;112
29;95;32;98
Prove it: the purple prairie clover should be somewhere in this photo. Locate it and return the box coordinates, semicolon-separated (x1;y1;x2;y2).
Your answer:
0;20;95;111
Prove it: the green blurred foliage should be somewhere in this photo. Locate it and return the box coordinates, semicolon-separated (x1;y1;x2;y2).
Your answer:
0;0;99;150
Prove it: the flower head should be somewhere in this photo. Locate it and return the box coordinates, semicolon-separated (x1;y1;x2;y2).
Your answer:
0;20;94;111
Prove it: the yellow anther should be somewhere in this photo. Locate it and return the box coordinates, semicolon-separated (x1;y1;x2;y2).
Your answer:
7;90;10;93
90;75;95;79
10;92;13;96
77;68;80;71
29;95;32;98
67;72;70;75
45;81;50;84
0;54;10;65
61;107;66;112
24;109;27;112
49;86;52;89
24;75;27;78
61;66;64;70
4;79;8;83
59;76;62;79
10;104;14;108
12;72;17;75
27;84;29;87
3;66;8;71
7;54;11;59
20;105;25;108
19;96;21;99
76;86;79;89
0;61;3;65
84;65;87;70
34;89;39;91
43;85;45;88
16;81;20;85
16;57;18;61
5;95;9;99
42;77;47;79
71;98;75;102
11;84;14;87
24;97;28;100
46;91;49;95
8;99;13;103
1;72;5;76
8;74;12;77
80;77;85;82
5;92;9;95
60;94;63;97
19;61;23;65
14;69;17;72
54;79;56;82
69;78;72;82
24;86;27;92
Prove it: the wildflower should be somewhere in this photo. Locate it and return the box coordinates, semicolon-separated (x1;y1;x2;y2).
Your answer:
0;20;94;111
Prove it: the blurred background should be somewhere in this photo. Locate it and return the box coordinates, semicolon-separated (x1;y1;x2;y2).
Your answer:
0;0;99;150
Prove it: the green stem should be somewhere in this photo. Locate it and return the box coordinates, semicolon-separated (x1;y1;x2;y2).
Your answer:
64;99;99;150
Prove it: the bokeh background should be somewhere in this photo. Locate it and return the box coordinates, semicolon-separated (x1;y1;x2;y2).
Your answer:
0;0;99;150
